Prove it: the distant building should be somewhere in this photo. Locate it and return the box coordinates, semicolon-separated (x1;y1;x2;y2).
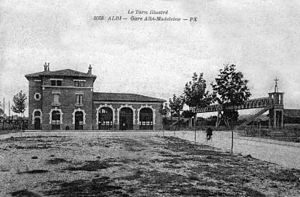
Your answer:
284;109;300;124
25;63;165;130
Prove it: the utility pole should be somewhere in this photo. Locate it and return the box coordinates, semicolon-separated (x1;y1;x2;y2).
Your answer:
3;98;5;115
8;101;11;117
194;114;196;143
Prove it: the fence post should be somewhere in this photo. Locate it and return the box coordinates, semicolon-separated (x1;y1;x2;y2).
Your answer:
194;115;197;143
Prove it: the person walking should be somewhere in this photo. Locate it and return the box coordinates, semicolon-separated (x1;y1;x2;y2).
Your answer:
206;127;213;141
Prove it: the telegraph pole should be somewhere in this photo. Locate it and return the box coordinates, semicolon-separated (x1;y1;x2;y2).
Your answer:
8;101;11;117
3;98;5;115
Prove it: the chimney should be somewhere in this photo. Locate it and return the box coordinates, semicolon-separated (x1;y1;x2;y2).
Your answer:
44;62;47;71
43;62;50;71
88;64;92;75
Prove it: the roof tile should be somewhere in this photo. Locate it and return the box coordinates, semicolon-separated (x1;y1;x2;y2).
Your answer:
25;69;96;78
93;92;165;103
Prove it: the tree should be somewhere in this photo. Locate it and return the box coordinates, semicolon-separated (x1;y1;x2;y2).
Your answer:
11;90;27;117
211;64;251;154
183;73;213;128
0;101;4;117
159;103;170;118
169;94;184;130
211;64;251;127
184;73;213;108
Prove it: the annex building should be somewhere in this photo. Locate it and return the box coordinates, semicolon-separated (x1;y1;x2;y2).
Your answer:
25;63;165;130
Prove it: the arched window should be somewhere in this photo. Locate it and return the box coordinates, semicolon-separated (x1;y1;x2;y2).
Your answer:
34;111;41;116
51;110;61;130
98;107;113;130
139;108;153;130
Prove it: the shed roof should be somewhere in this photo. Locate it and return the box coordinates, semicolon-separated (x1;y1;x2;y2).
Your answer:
93;92;165;103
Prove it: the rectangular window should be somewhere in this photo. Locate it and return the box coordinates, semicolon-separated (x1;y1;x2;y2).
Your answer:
51;79;62;86
74;81;79;87
74;80;85;87
53;94;60;104
76;94;83;105
57;80;62;86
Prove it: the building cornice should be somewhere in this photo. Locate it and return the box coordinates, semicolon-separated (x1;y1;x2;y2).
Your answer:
42;85;93;90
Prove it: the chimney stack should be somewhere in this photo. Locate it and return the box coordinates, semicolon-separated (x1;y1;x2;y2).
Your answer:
88;64;92;75
44;62;47;71
43;62;50;71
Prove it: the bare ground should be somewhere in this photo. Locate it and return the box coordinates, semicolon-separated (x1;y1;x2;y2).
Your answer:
0;133;300;197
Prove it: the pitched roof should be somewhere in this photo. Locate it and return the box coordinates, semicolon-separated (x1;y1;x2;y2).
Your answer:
284;109;300;117
25;69;96;79
93;92;166;103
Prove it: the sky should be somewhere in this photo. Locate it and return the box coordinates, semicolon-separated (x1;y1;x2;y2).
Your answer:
0;0;300;115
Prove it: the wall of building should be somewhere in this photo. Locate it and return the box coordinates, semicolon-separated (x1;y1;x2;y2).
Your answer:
28;79;43;129
27;73;164;131
29;76;94;130
92;102;164;130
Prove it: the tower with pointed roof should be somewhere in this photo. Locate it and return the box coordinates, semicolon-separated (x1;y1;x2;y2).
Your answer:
268;78;284;128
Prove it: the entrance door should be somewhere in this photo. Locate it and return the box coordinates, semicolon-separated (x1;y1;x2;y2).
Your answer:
275;110;283;128
51;111;61;130
98;107;113;130
75;111;83;130
34;118;41;130
119;108;133;130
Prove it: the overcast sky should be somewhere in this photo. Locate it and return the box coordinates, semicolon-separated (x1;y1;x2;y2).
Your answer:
0;0;300;115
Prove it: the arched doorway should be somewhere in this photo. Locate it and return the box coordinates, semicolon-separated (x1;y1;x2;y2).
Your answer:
34;118;41;130
33;111;41;130
51;110;61;130
139;108;153;130
75;111;83;130
98;107;113;130
119;108;133;130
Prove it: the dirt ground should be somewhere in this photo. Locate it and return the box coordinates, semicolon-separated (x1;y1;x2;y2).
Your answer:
0;133;300;197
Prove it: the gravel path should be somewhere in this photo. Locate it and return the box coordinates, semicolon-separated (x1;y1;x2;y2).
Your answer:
164;130;300;169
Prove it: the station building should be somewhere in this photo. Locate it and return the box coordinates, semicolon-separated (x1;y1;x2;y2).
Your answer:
25;63;165;130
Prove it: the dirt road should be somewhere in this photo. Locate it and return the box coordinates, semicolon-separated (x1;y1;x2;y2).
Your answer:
165;130;300;169
0;132;300;196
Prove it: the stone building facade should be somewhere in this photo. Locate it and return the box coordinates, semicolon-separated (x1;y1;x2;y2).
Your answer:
25;63;165;130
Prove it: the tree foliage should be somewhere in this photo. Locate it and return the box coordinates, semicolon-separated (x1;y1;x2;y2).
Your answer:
169;94;184;117
159;103;170;117
183;73;213;109
11;90;27;116
0;101;3;117
169;94;184;129
211;64;251;126
181;110;195;118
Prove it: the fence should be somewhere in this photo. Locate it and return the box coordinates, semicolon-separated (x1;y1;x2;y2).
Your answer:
0;118;28;131
237;125;300;142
